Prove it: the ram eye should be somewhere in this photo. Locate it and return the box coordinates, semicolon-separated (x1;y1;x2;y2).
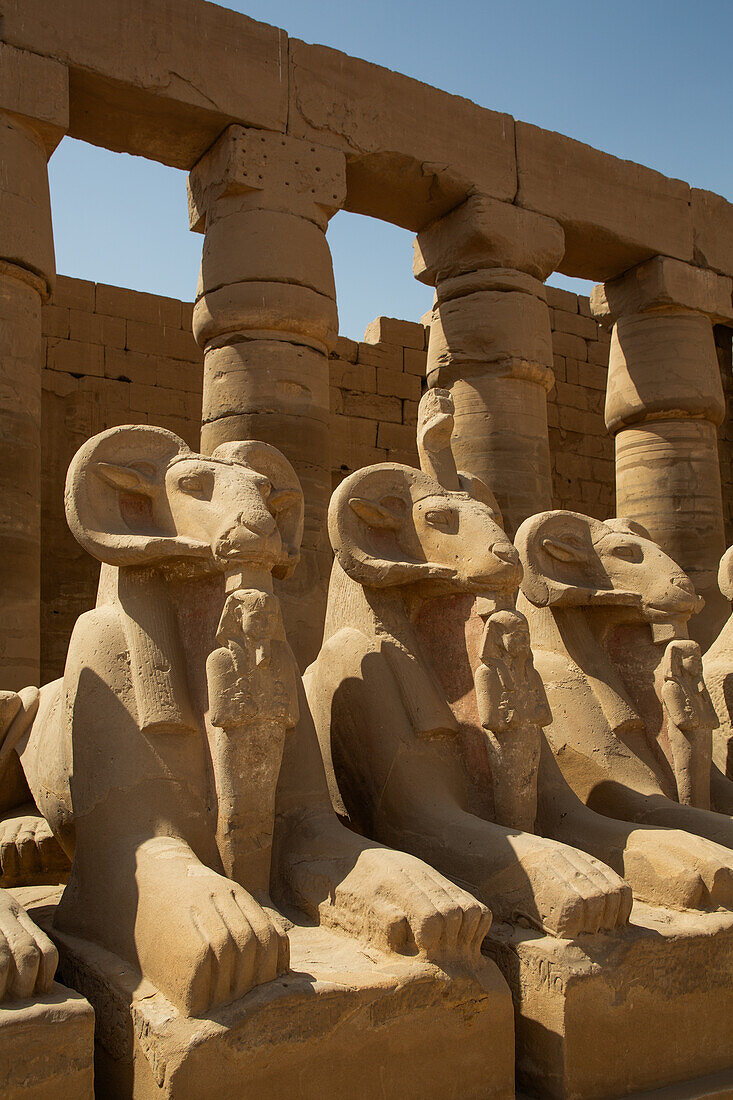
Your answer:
178;471;214;500
612;542;642;563
425;507;457;532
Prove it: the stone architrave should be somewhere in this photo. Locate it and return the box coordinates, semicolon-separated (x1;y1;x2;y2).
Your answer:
591;256;733;648
0;44;67;691
306;390;733;1098
413;194;565;536
188;126;347;669
6;425;513;1098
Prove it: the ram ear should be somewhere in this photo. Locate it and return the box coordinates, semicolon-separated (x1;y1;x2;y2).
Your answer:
94;461;158;494
65;425;193;567
541;534;589;564
211;440;304;580
514;510;606;607
329;463;444;588
348;496;405;530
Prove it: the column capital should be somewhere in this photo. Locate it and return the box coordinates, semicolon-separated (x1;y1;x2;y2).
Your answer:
188;126;347;233
591;256;733;327
413;195;565;286
0;43;68;156
0;48;65;297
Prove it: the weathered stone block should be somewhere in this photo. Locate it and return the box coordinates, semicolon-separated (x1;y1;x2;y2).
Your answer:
376;420;419;452
95;283;182;328
591;256;733;326
0;0;289;168
404;347;428;376
550;308;599;341
546;285;579;313
53;276;95;313
552;331;588;362
0;982;94;1099
0;43;68;154
288;40;516;230
330;361;377;394
341;391;402;424
486;906;733;1100
356;342;404;372
693;188;733;277
332;335;359;363
126;320;200;363
377;367;422;401
363;316;426;349
47;338;104;378
48;920;514;1100
516;122;693;281
414;195;564;284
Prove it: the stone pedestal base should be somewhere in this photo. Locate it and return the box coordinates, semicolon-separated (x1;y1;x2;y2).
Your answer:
485;904;733;1100
18;887;514;1100
0;983;94;1099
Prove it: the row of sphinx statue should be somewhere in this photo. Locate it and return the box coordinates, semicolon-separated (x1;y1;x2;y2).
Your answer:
2;388;733;1091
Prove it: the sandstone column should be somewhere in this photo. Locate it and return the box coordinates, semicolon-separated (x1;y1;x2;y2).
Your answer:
413;196;565;536
591;256;733;649
0;46;67;689
188;127;346;669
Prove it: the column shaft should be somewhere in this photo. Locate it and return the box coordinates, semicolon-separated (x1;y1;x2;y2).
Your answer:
593;257;733;648
414;197;565;536
189;128;346;668
0;104;60;689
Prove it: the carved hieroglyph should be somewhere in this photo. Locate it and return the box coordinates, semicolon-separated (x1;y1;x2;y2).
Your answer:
4;425;500;1029
516;509;733;869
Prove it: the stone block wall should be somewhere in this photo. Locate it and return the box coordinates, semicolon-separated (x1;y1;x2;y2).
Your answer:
717;324;733;548
545;285;614;519
40;277;202;678
37;274;731;680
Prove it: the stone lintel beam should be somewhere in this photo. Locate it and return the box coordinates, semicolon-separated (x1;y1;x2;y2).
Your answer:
0;42;68;157
188;126;347;668
412;196;565;535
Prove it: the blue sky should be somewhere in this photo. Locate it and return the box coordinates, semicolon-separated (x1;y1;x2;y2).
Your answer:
49;0;733;340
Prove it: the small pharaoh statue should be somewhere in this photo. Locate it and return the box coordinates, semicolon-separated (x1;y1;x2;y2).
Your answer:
474;608;552;832
661;639;718;810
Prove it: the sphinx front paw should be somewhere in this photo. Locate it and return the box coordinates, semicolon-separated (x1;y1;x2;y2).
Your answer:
135;840;289;1016
324;847;491;966
624;830;733;912
518;843;632;938
0;809;69;887
0;890;57;1001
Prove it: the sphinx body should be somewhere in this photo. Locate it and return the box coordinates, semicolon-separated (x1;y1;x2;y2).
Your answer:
1;425;495;1021
306;390;733;933
516;509;733;867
